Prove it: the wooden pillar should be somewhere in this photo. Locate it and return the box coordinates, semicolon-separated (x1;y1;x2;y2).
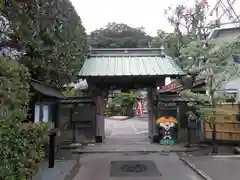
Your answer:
53;102;59;129
147;88;153;139
147;88;157;141
39;102;44;122
94;89;108;143
151;79;165;142
48;101;59;168
70;106;75;143
48;131;56;168
176;105;181;142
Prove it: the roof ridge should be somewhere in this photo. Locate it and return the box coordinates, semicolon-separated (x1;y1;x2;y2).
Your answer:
30;78;59;90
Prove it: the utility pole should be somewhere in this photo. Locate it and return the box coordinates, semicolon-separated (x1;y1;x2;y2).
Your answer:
207;0;240;28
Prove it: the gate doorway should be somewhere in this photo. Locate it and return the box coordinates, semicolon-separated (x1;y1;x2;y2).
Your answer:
78;48;186;144
104;89;149;145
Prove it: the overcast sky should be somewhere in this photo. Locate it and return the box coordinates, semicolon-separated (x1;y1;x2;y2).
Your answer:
70;0;195;36
70;0;220;36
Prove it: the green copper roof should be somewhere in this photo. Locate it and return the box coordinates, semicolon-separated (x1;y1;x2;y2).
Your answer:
79;48;185;77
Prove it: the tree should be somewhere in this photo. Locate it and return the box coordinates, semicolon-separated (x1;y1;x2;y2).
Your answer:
165;1;209;39
151;1;209;67
151;31;192;64
180;39;240;153
0;0;86;178
88;22;152;48
1;0;87;87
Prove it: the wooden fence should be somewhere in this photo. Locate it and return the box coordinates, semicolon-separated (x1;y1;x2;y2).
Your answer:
204;103;240;141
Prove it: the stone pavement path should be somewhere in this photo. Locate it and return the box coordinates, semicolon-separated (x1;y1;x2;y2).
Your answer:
73;117;197;153
69;117;204;180
33;159;77;180
104;117;149;145
105;117;149;136
183;156;240;180
35;117;203;180
72;153;203;180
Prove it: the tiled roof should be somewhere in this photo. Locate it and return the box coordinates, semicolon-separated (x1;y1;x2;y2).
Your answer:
79;48;185;77
157;94;186;102
30;79;65;99
158;78;206;93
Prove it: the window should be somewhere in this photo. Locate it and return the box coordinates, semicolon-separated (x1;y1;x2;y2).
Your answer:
34;104;52;123
225;93;237;103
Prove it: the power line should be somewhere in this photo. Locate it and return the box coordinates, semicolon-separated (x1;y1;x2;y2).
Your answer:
207;0;240;28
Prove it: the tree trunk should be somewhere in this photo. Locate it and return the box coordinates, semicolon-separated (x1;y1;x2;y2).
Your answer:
212;122;218;153
210;75;218;154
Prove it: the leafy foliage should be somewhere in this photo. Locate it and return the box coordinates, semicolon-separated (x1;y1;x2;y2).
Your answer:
105;92;136;116
114;92;136;109
151;31;192;64
0;57;48;179
164;1;209;38
1;0;87;87
88;22;152;48
62;87;84;97
151;1;209;68
180;39;240;125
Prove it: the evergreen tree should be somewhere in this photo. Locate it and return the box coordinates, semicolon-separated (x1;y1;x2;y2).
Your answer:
1;0;87;87
180;39;240;153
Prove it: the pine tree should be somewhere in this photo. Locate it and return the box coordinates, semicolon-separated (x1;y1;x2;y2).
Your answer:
180;39;240;153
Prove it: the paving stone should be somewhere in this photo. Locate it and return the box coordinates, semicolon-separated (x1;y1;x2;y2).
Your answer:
33;160;76;180
73;153;203;180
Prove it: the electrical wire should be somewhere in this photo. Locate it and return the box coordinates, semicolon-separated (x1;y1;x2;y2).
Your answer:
226;0;240;25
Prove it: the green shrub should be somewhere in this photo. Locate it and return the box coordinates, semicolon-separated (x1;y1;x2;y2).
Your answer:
105;92;136;116
0;57;48;180
114;92;136;109
62;87;84;97
104;103;122;117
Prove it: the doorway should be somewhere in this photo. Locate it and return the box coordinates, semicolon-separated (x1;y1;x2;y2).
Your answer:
104;90;150;145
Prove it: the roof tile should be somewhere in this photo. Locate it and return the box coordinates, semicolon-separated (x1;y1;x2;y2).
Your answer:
79;56;185;77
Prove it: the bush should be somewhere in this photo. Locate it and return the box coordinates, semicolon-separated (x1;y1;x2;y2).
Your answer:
62;87;84;97
104;103;122;117
105;92;136;116
0;57;48;180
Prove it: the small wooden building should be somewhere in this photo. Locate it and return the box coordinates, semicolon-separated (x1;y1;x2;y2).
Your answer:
157;78;206;143
28;79;65;126
28;80;97;159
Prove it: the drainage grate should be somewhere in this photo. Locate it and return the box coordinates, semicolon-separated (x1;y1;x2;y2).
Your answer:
110;160;161;177
121;163;147;172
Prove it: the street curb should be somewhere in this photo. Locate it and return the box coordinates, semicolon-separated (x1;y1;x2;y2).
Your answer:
179;157;214;180
211;155;240;158
63;158;80;180
107;116;129;121
72;148;201;154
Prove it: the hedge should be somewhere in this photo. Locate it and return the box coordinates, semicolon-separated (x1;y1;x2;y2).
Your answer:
0;57;48;180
